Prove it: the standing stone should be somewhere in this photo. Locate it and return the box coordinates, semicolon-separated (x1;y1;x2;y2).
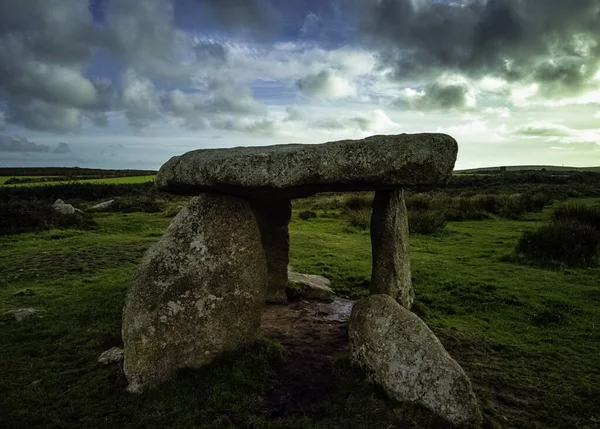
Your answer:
349;295;481;427
370;189;413;308
122;193;267;392
252;200;291;303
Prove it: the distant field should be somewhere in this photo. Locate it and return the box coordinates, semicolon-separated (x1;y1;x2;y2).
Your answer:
0;175;155;186
456;165;600;174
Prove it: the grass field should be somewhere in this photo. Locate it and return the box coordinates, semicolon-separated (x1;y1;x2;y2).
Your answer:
0;175;155;186
1;190;599;428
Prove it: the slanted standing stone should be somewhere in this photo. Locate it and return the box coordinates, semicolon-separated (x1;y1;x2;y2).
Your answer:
122;193;267;392
349;295;481;427
370;190;413;309
252;200;292;303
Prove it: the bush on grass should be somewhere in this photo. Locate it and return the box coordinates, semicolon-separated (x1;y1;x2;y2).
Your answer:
0;200;96;234
342;194;372;211
298;210;317;220
408;209;447;235
551;204;600;230
516;220;600;267
344;207;371;230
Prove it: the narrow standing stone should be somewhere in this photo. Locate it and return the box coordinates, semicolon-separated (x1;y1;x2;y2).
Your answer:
370;189;414;309
252;200;292;303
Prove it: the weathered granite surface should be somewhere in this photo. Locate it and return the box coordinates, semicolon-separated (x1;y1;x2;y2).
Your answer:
370;190;413;308
122;193;267;392
252;200;292;303
349;295;481;427
155;133;458;199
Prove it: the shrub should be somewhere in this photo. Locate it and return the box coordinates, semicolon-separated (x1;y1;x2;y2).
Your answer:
516;220;600;266
0;182;157;204
445;197;489;221
527;192;554;212
298;210;317;220
408;209;446;235
552;204;600;230
473;194;500;214
344;207;371;230
0;200;96;234
498;194;527;219
405;194;431;212
342;194;372;211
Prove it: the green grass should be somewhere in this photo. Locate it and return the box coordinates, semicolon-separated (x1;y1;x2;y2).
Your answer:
1;197;599;428
1;176;155;187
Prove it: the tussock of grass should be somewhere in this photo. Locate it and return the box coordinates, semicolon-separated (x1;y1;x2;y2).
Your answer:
408;210;446;235
0;200;96;234
552;204;600;229
516;203;600;267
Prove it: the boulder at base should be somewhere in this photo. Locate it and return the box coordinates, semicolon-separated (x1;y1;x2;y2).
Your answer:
156;133;458;199
287;269;335;302
52;200;76;215
349;295;481;427
122;193;267;392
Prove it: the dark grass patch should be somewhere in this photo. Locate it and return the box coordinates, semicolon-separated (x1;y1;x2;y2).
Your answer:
530;300;580;327
0;243;151;283
0;200;97;235
298;210;317;220
551;204;600;229
0;182;158;204
516;220;600;267
408;209;447;234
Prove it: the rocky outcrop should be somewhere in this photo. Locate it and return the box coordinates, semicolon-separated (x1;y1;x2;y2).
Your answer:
349;295;481;427
252;200;292;303
287;269;335;302
90;200;115;211
53;199;76;215
3;308;43;322
98;347;124;365
122;193;267;392
155;133;458;199
370;190;413;308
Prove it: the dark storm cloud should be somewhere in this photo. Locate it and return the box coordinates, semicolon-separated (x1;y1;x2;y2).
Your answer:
0;0;269;133
0;134;71;153
197;0;280;35
394;79;474;111
0;135;51;152
194;42;229;66
359;0;600;95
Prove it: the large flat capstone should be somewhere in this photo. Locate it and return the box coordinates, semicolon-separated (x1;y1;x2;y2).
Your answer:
156;133;458;199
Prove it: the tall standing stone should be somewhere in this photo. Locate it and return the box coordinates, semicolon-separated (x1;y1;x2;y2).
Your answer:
370;189;413;309
251;200;292;303
122;193;267;392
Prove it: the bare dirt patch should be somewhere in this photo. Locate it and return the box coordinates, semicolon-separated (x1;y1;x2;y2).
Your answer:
260;298;355;417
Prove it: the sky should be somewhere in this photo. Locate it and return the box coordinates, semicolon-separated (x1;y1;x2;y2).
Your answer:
0;0;599;170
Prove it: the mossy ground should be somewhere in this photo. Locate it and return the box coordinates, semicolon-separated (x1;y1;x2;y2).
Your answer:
1;195;599;428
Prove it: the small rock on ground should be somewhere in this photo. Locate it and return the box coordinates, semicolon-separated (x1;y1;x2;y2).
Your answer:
98;347;125;365
287;268;335;302
5;308;42;322
12;289;35;297
90;200;115;211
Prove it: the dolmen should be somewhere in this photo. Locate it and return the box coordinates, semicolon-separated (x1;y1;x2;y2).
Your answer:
121;133;481;426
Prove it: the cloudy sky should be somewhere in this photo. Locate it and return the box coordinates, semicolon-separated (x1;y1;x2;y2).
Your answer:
1;0;599;170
